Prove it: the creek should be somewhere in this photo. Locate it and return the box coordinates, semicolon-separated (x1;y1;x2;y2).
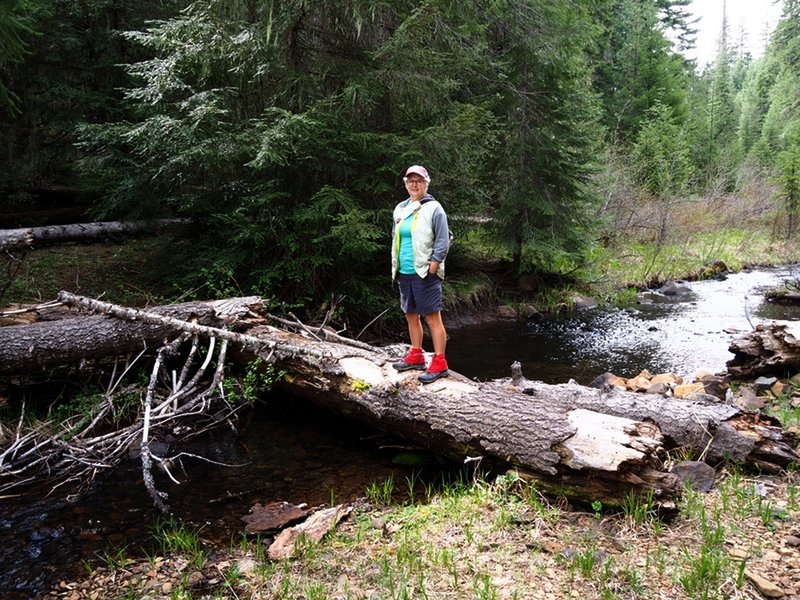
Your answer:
2;264;800;598
448;264;800;385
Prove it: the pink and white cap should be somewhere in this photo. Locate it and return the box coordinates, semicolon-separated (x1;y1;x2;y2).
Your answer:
405;165;431;182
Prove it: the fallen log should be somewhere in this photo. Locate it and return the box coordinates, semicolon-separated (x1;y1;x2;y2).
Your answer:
0;218;190;250
0;294;266;375
250;325;797;502
764;289;800;305
727;323;800;378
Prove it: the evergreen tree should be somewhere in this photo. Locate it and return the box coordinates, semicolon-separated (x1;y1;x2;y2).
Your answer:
755;0;800;161
487;1;603;274
0;0;180;192
630;100;693;200
76;0;605;311
737;55;778;160
707;8;738;178
0;0;40;113
776;141;800;237
591;0;689;143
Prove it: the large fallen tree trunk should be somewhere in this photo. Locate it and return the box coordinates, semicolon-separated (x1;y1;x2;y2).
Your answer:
0;218;189;250
5;294;799;507
250;326;797;497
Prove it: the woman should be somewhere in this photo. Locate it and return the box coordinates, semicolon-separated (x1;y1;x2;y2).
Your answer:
390;165;451;383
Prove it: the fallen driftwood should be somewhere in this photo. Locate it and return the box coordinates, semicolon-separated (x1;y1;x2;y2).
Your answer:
267;504;352;560
727;323;800;378
3;293;799;509
0;218;189;250
764;288;800;305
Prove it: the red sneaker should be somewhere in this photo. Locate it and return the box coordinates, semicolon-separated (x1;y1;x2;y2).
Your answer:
392;347;426;371
418;354;449;384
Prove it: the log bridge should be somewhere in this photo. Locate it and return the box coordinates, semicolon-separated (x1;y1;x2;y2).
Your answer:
1;293;797;507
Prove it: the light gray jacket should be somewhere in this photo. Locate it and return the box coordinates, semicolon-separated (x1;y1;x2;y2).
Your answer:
391;194;450;280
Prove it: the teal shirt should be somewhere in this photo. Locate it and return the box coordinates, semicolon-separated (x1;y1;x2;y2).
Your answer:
398;214;416;274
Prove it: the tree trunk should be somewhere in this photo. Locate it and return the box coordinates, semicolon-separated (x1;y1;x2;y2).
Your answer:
0;218;189;249
0;295;264;375
251;325;797;502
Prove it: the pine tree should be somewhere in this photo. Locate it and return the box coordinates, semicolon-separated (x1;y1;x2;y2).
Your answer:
0;0;39;112
591;0;689;143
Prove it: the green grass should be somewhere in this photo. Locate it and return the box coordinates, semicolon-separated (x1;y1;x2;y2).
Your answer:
152;517;209;570
58;467;800;599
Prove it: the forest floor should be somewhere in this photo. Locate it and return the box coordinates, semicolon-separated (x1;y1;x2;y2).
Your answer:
6;192;800;599
47;465;800;600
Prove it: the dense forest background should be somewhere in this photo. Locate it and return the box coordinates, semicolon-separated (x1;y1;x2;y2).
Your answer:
1;0;799;326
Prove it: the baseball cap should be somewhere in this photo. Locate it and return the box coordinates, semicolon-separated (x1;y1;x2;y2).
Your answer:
404;165;430;181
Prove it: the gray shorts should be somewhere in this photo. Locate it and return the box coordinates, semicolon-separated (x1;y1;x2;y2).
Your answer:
398;272;443;316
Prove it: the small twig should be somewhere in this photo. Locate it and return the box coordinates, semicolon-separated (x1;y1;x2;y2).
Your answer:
176;333;200;391
316;294;345;336
356;307;391;340
287;312;323;341
0;299;62;317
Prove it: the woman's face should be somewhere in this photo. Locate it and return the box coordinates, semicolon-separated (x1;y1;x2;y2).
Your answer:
404;175;428;201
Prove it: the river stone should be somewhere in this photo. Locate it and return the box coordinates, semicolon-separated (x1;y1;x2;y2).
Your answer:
754;376;779;393
626;376;651;392
519;304;542;320
651;373;681;386
645;382;670;396
496;305;517;319
587;372;626;391
241;501;310;534
659;281;692;295
674;382;705;398
745;569;785;598
571;294;597;310
670;461;716;492
696;374;729;401
733;386;764;410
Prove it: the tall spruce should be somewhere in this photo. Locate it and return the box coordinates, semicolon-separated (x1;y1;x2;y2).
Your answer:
591;0;689;143
706;5;739;189
486;1;603;274
0;0;40;113
756;0;800;162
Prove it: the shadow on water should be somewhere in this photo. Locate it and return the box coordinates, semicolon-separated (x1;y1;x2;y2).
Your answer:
0;396;446;599
448;265;800;384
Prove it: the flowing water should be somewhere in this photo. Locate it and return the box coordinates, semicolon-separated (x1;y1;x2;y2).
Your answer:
448;264;800;384
2;265;800;597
